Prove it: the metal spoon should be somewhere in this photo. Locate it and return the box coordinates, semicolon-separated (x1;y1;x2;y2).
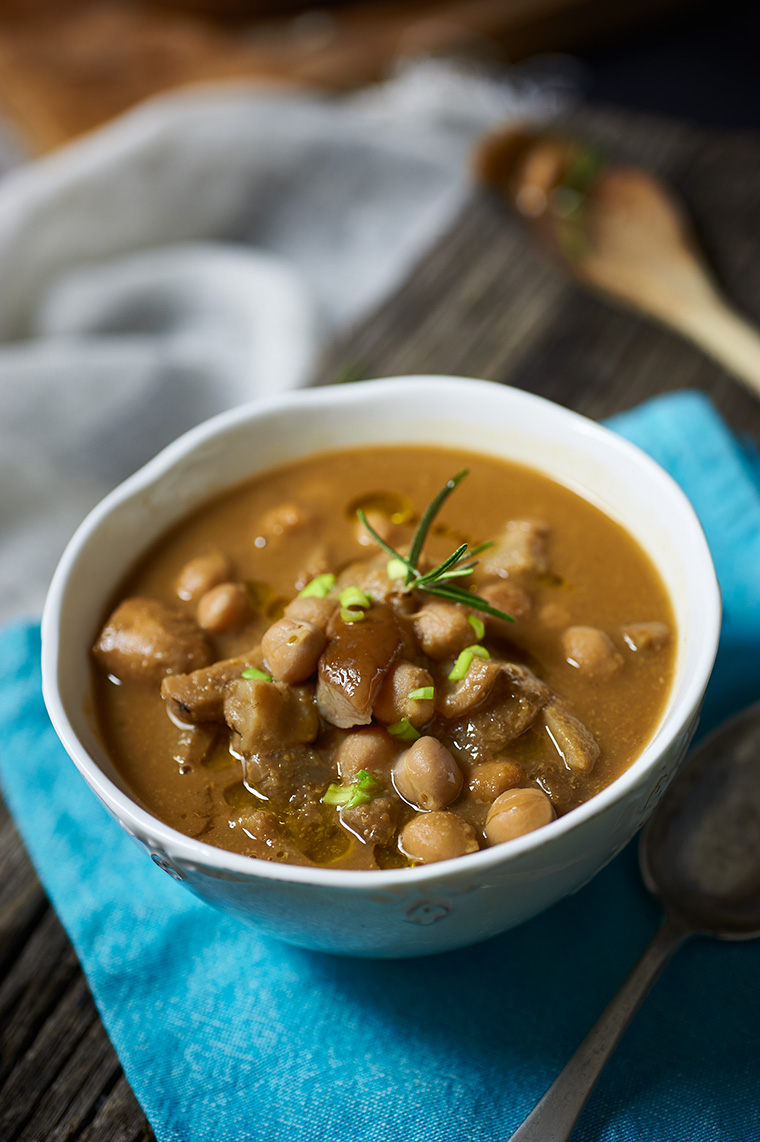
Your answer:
508;701;760;1142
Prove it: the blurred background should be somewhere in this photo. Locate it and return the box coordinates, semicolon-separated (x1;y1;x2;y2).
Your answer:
0;0;758;624
0;0;757;162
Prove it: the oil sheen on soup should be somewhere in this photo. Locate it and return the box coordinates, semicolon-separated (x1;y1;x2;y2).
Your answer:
91;445;676;870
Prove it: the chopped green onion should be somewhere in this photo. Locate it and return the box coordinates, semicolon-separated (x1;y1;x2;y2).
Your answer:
408;686;434;701
468;614;485;640
322;783;351;806
388;717;421;742
448;650;473;681
447;644;489;682
341;607;366;623
386;558;408;581
298;573;336;598
241;667;273;683
339;586;372;609
339;585;372;624
322;769;382;809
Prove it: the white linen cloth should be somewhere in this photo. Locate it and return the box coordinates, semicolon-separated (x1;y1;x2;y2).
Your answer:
0;57;574;623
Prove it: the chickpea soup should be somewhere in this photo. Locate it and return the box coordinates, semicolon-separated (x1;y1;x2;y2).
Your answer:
91;445;675;870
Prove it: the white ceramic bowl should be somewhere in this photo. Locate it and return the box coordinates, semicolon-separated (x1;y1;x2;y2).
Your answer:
41;376;720;958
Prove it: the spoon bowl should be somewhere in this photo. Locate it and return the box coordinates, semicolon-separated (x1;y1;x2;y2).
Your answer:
641;700;760;940
508;700;760;1141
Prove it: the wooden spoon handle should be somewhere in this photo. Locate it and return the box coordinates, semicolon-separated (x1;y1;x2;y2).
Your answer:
665;297;760;400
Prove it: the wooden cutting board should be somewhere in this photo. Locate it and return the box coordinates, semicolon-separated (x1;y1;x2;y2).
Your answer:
0;0;692;152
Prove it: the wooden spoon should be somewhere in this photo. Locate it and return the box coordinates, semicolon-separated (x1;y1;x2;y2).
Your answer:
474;127;760;399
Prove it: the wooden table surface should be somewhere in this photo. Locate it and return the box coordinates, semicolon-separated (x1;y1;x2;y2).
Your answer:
1;103;760;1141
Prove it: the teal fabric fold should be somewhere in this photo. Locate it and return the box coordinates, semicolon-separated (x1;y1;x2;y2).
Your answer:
1;390;759;1142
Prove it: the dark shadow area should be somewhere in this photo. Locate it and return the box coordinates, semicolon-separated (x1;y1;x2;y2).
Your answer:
575;2;760;128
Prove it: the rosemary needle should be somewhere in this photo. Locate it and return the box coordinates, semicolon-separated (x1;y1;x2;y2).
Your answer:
356;472;514;624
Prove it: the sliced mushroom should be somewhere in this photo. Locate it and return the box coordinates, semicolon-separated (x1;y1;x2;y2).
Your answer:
544;700;600;773
341;796;399;847
481;519;549;578
621;621;670;653
161;648;263;724
224;677;319;755
93;596;213;686
317;604;403;728
448;662;553;763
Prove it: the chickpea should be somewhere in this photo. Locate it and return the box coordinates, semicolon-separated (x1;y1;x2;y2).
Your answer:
261;617;326;684
538;601;571;629
481;580;532;632
373;661;435;728
393;736;463;811
562;625;623;678
355;509;395;548
258;501;311;539
175;551;232;602
413;600;473;660
621;621;670;652
336;725;397;783
399;812;479;864
467;759;522;802
197;582;251;633
284;594;337;633
484;787;555;846
294;545;332;593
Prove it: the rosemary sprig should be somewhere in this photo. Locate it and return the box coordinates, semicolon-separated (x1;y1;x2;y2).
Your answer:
356;470;514;624
406;470;467;580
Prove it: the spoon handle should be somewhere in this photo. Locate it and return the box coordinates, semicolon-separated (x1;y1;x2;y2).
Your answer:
507;917;690;1142
667;297;760;400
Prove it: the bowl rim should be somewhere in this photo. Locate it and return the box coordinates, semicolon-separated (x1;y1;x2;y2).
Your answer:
41;375;721;890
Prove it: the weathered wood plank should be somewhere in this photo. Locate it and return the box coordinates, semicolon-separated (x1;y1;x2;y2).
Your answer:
17;1019;131;1142
0;973;98;1138
0;801;49;982
0;908;82;1092
0;817;153;1141
76;1076;155;1142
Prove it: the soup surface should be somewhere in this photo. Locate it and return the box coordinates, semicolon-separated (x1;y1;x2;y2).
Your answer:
91;445;675;869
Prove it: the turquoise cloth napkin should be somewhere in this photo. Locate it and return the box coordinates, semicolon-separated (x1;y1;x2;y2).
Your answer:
1;390;759;1142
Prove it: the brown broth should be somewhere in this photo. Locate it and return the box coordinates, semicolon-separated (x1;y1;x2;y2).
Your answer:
92;445;676;868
